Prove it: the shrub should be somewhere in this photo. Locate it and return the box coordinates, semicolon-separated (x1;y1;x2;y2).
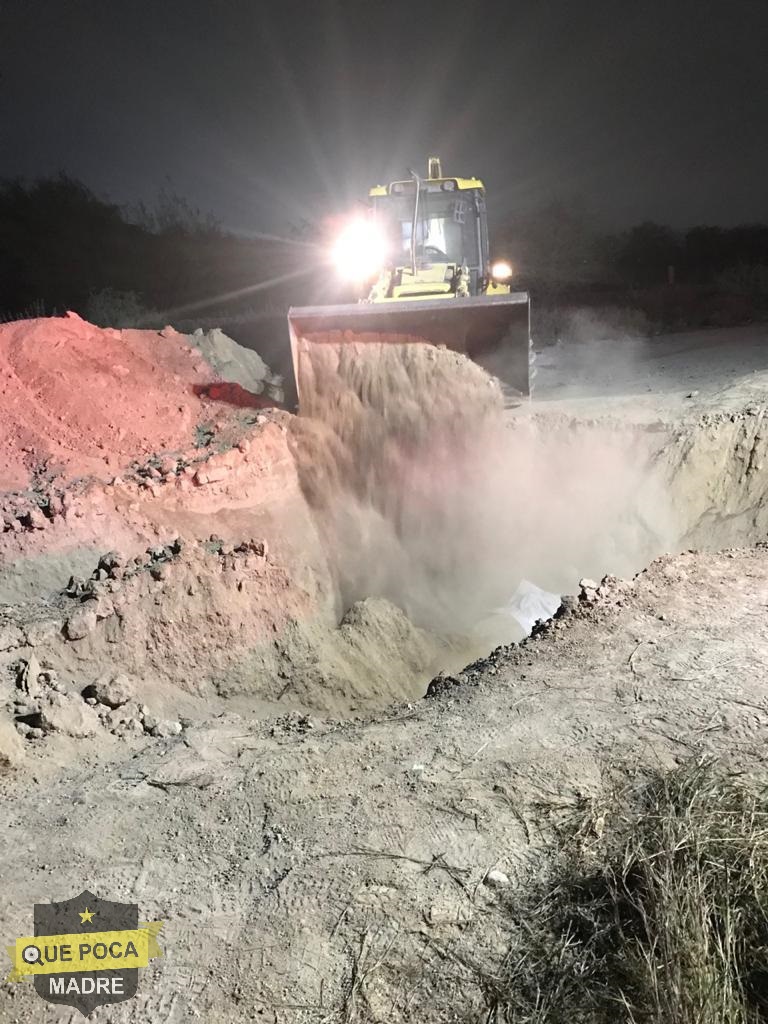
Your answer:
474;762;768;1023
84;288;160;329
716;264;768;298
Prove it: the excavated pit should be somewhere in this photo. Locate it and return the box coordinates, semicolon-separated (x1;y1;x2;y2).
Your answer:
291;330;768;657
1;318;767;734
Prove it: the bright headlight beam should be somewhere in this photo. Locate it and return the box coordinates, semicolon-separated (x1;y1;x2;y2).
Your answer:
490;259;513;281
331;219;389;281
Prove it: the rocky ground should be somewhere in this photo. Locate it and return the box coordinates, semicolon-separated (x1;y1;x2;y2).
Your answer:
2;548;767;1023
0;315;767;1022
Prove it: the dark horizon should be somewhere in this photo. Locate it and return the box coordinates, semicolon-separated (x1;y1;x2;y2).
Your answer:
3;0;767;236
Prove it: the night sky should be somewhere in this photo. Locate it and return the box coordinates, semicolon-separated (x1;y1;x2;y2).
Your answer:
2;0;767;236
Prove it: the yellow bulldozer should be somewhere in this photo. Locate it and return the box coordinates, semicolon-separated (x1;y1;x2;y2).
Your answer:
287;157;532;405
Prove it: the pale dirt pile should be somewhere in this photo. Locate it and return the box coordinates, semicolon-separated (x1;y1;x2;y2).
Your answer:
186;326;284;402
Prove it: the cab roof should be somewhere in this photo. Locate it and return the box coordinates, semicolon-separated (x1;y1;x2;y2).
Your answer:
369;176;484;197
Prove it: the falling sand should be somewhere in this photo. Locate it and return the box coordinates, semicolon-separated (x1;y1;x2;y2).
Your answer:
290;332;677;642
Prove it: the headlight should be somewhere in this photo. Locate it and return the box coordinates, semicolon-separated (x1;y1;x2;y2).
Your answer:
490;259;513;281
331;220;389;281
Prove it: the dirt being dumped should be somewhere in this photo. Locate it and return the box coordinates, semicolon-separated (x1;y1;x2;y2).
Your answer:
291;333;677;640
292;337;508;633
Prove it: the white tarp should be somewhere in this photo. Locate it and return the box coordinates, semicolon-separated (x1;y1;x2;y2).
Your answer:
496;579;562;634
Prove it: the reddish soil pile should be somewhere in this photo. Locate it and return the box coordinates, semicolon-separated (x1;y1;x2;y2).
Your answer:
0;313;216;490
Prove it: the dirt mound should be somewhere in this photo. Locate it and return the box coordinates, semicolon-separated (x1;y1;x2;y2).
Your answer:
186;326;284;402
0;318;467;717
0;313;273;491
0;541;459;721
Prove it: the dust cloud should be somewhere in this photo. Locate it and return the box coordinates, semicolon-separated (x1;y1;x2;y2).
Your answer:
290;334;676;642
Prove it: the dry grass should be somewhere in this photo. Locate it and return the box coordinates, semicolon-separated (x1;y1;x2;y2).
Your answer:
476;762;768;1023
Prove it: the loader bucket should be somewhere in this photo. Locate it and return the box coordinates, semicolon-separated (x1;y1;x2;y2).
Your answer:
287;292;531;409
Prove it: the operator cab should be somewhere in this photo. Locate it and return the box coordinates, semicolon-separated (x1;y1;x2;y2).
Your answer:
368;165;490;297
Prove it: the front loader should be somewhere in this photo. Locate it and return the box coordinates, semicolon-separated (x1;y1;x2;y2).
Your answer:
288;157;532;406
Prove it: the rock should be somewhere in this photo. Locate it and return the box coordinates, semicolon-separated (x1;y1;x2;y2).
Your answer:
23;618;61;647
427;896;474;928
150;564;169;581
104;699;144;735
26;506;48;530
685;390;699;399
0;623;24;652
193;465;228;485
91;595;115;620
18;655;43;698
150;719;183;739
104;617;123;644
39;695;100;738
112;718;143;737
249;538;268;558
65;575;87;597
86;673;134;709
65;608;98;641
579;578;600;602
484;869;511;889
147;760;215;789
0;719;26;768
425;673;462;699
14;700;39;717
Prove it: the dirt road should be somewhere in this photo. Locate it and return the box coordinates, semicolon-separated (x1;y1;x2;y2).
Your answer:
533;322;768;419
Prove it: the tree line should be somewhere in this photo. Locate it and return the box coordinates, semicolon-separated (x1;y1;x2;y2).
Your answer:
0;175;302;324
2;176;767;326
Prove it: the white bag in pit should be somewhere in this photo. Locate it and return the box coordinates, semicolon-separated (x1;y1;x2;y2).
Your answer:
496;579;562;634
